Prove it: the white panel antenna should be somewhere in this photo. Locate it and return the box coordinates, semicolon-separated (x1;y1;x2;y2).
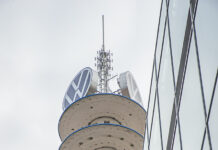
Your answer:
117;71;143;104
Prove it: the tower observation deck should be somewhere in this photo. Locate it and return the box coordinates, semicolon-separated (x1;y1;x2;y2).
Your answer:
58;16;146;150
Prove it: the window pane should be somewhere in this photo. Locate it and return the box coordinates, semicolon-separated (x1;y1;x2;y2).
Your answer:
209;81;218;149
195;0;218;109
158;24;175;148
203;134;210;150
147;67;157;136
149;100;162;150
168;0;189;80
179;36;205;149
173;125;181;150
155;0;167;70
144;131;149;150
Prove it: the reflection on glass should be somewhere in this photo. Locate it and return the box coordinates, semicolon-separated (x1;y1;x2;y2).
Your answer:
147;67;157;135
209;84;218;149
179;36;205;149
155;0;167;70
149;102;162;150
143;133;149;150
168;0;189;80
173;125;181;150
202;134;210;150
195;0;218;109
158;25;175;148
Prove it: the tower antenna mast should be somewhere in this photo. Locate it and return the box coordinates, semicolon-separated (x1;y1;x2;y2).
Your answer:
96;15;112;93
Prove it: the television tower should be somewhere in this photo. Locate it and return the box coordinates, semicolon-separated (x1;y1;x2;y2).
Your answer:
58;15;146;150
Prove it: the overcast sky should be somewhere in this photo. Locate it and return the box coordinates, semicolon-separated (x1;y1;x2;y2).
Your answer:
0;0;161;149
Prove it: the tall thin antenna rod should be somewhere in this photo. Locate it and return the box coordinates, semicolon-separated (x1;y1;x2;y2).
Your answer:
95;15;113;93
102;15;105;51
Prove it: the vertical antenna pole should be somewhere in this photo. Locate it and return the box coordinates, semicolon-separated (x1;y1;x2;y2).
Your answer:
96;15;112;93
102;15;105;51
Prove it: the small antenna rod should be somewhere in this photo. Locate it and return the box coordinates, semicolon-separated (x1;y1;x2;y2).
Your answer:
102;15;105;51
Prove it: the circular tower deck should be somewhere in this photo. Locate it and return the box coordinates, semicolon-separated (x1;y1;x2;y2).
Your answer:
59;124;144;150
58;94;146;150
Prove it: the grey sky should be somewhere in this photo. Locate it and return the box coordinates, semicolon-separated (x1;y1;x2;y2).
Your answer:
0;0;160;149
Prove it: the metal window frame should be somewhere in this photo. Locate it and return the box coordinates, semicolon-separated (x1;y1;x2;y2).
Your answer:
166;0;196;149
145;0;217;150
166;0;214;149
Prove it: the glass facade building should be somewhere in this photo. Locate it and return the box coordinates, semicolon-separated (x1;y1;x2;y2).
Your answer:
144;0;218;150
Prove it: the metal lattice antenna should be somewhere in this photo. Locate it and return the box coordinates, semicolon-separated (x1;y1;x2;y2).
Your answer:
95;15;113;93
